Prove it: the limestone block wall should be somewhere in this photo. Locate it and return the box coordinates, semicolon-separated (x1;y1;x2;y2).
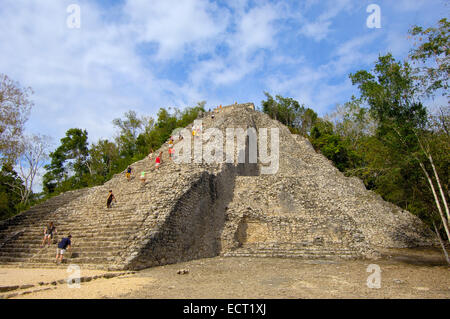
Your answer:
126;163;249;270
219;175;374;258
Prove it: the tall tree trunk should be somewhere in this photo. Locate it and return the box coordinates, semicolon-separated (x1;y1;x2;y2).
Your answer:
428;154;450;223
433;221;450;265
416;133;450;227
419;162;450;241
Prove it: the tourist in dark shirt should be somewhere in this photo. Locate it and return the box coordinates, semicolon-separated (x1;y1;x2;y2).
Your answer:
107;190;116;208
41;222;57;248
126;166;132;181
55;234;72;264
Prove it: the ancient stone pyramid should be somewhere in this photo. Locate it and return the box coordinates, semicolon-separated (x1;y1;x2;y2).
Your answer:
0;103;435;270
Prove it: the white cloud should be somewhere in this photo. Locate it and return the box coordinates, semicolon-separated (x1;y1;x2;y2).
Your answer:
299;0;355;41
327;33;380;74
264;32;381;115
0;0;190;141
124;0;228;60
184;2;283;91
271;55;306;65
384;31;411;58
0;0;286;151
317;0;353;21
234;4;279;54
300;20;332;42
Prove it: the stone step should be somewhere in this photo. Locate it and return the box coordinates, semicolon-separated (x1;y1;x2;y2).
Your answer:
240;244;353;251
0;261;111;270
1;222;145;230
0;245;123;254
224;252;359;259
4;223;141;233
7;218;149;227
4;232;134;240
2;227;145;237
4;215;150;224
0;262;109;270
231;246;358;253
0;223;146;236
223;245;361;259
237;249;358;256
5;203;151;213
1;244;128;254
1;244;124;253
3;211;148;223
0;255;117;264
0;249;119;259
1;242;125;250
31;256;118;264
1;235;132;246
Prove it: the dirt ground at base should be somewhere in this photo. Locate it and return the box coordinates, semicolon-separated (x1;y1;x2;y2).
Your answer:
0;268;107;287
7;247;450;299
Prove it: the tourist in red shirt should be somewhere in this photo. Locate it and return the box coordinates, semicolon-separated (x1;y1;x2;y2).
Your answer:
155;152;162;169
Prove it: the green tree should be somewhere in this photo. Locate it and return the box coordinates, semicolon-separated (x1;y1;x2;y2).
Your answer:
328;97;376;148
298;108;318;136
309;118;360;172
409;18;449;98
43;128;89;194
350;53;449;262
112;110;144;158
0;164;24;220
261;92;305;129
87;139;119;183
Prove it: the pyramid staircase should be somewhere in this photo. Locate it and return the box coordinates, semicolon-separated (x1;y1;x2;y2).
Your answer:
0;103;436;270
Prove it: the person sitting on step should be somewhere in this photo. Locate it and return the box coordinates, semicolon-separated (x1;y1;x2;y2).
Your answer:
41;222;57;248
107;190;116;208
55;234;72;264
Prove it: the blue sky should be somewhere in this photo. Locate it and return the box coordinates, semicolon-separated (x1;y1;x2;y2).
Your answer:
0;0;448;147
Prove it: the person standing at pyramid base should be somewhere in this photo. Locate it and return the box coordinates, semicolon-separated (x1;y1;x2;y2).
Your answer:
55;234;72;264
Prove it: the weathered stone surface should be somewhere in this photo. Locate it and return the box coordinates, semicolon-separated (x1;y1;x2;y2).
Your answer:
0;103;436;270
19;284;34;290
177;269;189;275
0;285;19;292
